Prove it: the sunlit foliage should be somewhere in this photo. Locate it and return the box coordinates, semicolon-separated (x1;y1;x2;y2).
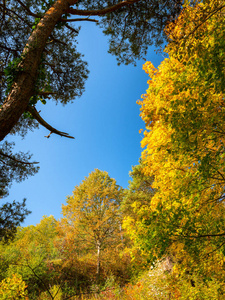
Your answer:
0;273;28;300
126;0;225;296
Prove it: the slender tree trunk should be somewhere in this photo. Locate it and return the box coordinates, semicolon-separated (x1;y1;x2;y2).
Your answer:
119;222;124;244
0;0;72;141
96;241;101;282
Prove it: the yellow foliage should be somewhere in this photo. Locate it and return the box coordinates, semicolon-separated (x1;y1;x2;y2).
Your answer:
139;0;225;234
0;274;28;300
125;0;225;297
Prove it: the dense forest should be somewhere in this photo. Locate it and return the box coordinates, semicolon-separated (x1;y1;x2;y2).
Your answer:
1;0;225;299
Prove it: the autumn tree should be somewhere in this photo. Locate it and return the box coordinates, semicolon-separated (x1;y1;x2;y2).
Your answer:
59;169;123;280
128;0;225;295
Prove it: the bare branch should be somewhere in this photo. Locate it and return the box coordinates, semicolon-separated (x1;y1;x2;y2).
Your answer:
27;106;75;139
67;0;140;16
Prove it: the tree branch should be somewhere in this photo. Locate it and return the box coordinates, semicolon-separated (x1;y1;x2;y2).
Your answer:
48;35;67;46
0;3;32;25
177;232;225;239
37;91;58;97
15;0;40;18
25;261;54;300
2;0;6;20
0;150;39;165
0;44;18;54
174;4;225;43
27;106;75;139
41;62;64;74
204;240;225;258
67;0;140;16
64;23;79;34
60;17;98;23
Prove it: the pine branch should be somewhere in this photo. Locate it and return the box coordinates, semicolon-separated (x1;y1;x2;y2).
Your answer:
60;17;98;23
0;150;39;165
67;0;140;16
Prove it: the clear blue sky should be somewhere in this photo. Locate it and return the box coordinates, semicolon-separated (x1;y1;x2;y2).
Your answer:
5;22;163;227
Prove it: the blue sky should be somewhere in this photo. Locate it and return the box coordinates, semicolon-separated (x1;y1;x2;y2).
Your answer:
5;22;163;227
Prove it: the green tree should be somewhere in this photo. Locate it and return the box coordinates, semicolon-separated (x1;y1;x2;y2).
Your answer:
0;199;31;243
0;141;39;199
0;140;36;242
60;169;123;280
